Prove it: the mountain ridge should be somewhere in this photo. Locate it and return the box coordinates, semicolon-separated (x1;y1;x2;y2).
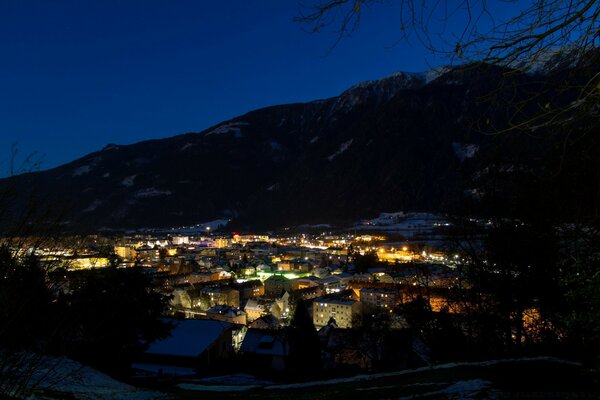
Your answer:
1;61;596;232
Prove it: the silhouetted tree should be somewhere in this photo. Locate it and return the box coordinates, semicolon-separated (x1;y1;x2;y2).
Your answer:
353;250;382;273
297;1;600;135
60;266;172;378
288;299;321;378
559;225;600;373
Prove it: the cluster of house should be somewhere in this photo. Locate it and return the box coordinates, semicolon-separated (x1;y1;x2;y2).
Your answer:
124;236;464;378
38;233;459;378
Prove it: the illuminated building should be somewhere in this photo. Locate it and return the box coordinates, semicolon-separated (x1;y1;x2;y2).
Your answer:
68;256;110;270
114;246;137;261
359;288;400;310
200;287;240;308
313;298;361;329
214;238;231;248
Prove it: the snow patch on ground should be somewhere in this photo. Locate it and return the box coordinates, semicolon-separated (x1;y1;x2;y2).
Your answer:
346;71;423;92
204;122;249;137
102;172;110;178
162;219;230;234
194;374;274;385
452;142;479;161
332;71;425;112
178;383;260;392
464;188;484;200
328;139;353;161
180;143;195;151
102;144;119;151
268;141;282;151
72;165;92;177
134;188;172;198
178;373;274;391
7;355;164;400
393;379;493;399
82;200;103;213
121;175;137;187
132;363;196;377
266;183;279;191
443;379;492;396
310;136;319;144
198;219;229;230
264;357;577;391
297;223;332;229
421;66;452;84
353;212;448;237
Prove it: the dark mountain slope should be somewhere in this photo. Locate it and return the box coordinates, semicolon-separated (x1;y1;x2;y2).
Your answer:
1;62;597;232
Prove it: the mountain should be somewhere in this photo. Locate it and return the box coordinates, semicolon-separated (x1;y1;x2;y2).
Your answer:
1;60;598;232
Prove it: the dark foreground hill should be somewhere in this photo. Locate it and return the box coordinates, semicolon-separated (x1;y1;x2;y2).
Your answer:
1;60;598;232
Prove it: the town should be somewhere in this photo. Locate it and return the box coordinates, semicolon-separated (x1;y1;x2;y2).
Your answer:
20;226;522;381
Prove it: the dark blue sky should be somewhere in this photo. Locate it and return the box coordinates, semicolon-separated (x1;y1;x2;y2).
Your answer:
0;0;514;176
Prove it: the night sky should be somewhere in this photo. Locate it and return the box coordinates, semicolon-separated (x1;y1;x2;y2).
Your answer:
0;1;515;176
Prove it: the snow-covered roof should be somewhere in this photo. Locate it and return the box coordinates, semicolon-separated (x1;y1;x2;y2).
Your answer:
146;319;232;358
240;329;289;356
318;276;342;284
313;297;356;306
360;287;399;295
244;299;262;311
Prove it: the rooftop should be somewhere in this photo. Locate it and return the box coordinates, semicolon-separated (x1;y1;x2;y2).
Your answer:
146;319;232;357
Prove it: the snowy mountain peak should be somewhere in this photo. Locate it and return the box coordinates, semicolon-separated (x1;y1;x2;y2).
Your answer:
343;71;424;94
333;71;425;112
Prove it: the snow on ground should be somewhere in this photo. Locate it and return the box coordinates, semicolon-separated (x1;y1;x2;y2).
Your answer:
121;175;137;187
268;141;282;151
174;373;276;391
72;165;92;177
196;219;229;231
442;379;492;396
363;211;406;224
134;188;172;198
310;136;319;144
101;144;119;151
452;142;479;162
204;122;249;137
193;374;274;386
171;356;580;395
420;66;452;84
165;219;230;234
297;223;332;229
178;383;261;392
180;143;194;151
264;356;577;391
354;212;448;237
132;363;196;377
327;139;353;161
464;188;484;200
393;379;493;399
6;355;164;400
344;71;422;93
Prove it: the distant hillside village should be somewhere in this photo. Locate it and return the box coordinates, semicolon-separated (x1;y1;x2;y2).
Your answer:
27;231;534;379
